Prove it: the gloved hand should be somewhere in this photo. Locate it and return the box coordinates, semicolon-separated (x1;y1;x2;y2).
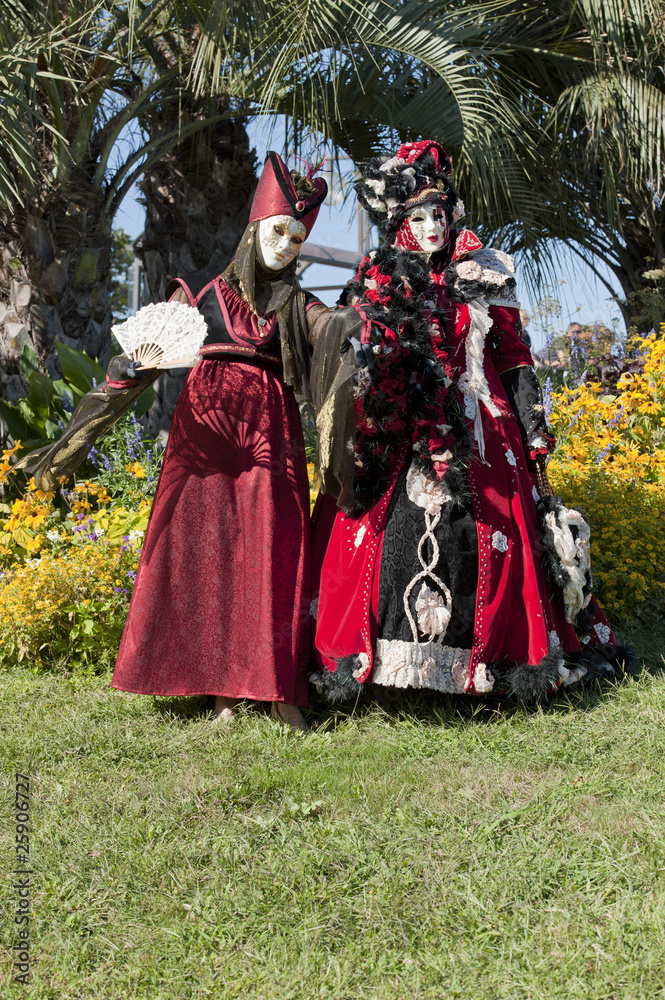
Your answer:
106;354;145;383
347;335;377;372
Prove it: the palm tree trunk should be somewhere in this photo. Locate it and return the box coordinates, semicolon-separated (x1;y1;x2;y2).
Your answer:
0;188;113;403
137;112;257;432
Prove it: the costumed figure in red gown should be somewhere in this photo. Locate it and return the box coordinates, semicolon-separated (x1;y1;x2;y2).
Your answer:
109;152;329;729
309;140;630;703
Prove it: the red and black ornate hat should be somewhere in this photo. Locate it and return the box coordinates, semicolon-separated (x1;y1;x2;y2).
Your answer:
249;151;328;238
356;140;465;238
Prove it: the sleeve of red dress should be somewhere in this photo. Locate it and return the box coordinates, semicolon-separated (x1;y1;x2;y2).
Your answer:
489;304;556;463
164;276;201;306
488;304;533;374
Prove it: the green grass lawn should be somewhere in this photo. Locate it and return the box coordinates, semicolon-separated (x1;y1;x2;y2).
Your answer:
2;622;665;999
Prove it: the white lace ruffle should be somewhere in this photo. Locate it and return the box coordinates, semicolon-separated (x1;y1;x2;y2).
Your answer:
544;507;592;623
371;639;472;693
458;298;501;463
472;662;495;693
406;461;451;514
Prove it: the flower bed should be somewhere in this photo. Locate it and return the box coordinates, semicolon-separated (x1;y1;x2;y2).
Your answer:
0;411;158;671
547;329;665;619
0;544;139;671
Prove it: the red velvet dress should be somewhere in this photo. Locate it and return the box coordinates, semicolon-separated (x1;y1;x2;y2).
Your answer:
314;264;615;698
112;282;310;705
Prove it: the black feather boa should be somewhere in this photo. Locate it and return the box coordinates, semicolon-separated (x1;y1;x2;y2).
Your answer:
341;245;470;516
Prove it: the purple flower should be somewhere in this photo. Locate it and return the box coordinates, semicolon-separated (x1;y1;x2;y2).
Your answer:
89;446;99;465
125;430;137;459
76;514;85;521
543;377;553;419
92;377;98;388
102;454;112;472
608;404;624;429
61;392;73;413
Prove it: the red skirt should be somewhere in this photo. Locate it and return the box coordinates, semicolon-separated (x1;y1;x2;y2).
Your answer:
112;358;310;705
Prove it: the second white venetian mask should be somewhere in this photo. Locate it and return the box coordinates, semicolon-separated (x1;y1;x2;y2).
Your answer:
406;203;449;254
258;215;307;271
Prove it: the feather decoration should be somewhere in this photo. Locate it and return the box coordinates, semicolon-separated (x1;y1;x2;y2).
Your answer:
111;302;208;369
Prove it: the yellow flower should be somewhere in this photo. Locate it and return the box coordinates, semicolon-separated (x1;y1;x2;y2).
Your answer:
125;461;146;479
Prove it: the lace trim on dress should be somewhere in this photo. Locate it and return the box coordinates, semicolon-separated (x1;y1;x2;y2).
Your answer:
543;506;592;622
371;638;472;693
487;285;519;308
458;298;501;463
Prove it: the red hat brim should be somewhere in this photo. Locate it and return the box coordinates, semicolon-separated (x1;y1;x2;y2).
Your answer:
249;151;327;238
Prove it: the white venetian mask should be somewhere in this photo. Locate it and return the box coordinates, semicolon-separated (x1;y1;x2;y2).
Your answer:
406;203;449;254
258;215;307;270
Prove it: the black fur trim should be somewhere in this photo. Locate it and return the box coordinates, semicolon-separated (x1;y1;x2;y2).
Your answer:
309;656;363;704
612;642;638;672
493;649;564;702
573;606;595;640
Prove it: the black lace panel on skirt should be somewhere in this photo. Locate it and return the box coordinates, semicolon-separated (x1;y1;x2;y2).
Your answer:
377;459;479;648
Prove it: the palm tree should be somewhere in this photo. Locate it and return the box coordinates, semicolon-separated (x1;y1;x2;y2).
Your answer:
134;0;539;302
447;0;665;329
4;0;660;416
549;0;665;330
0;0;226;403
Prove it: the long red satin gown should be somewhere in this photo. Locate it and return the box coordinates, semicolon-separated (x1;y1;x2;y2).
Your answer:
112;284;310;705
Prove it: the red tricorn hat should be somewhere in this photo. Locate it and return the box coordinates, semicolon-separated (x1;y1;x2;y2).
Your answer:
249;151;327;238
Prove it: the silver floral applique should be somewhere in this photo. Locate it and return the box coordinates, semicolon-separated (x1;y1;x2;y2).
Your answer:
505;449;517;467
491;530;508;552
594;622;611;644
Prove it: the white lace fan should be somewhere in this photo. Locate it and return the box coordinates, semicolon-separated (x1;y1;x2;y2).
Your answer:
111;301;208;369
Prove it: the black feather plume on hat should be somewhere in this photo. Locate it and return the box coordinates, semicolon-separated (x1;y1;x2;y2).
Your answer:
356;150;461;241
